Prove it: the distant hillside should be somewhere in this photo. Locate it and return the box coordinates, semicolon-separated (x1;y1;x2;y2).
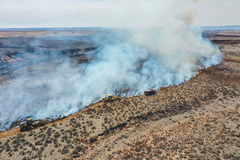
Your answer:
1;26;240;32
201;25;240;31
0;27;104;31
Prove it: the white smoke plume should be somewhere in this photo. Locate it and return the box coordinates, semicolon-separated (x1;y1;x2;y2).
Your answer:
0;0;222;130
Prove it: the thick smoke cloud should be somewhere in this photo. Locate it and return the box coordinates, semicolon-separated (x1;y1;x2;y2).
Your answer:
0;0;222;130
0;25;221;130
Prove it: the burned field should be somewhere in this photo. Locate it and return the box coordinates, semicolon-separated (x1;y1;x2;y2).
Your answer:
0;30;101;131
0;32;96;81
0;30;240;160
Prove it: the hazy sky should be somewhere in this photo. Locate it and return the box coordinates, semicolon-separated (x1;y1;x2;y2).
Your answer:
0;0;239;28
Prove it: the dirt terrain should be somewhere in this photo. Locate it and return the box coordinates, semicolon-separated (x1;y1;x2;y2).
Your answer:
0;30;240;160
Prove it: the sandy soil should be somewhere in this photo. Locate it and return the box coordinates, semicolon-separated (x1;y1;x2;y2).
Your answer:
0;30;240;160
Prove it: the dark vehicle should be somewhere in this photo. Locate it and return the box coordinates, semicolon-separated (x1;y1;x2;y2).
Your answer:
20;118;46;131
144;89;156;96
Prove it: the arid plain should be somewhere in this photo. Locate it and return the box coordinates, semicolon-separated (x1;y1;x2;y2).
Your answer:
0;30;240;160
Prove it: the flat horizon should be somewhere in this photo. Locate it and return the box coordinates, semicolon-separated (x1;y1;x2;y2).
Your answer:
0;25;240;31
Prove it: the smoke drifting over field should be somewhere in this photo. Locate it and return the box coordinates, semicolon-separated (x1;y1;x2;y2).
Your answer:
0;25;221;130
0;1;222;130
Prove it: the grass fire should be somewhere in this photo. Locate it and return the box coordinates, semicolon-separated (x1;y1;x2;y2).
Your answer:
0;0;240;159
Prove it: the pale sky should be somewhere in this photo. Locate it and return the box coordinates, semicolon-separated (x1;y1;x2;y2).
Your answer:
0;0;239;28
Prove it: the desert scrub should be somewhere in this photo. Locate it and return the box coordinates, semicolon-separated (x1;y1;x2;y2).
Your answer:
72;145;82;154
70;118;76;124
61;146;69;154
75;123;81;128
35;141;43;146
45;138;52;144
43;126;48;130
28;131;34;136
89;120;93;126
54;131;60;138
23;141;29;146
13;147;18;152
82;125;87;130
46;127;53;137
